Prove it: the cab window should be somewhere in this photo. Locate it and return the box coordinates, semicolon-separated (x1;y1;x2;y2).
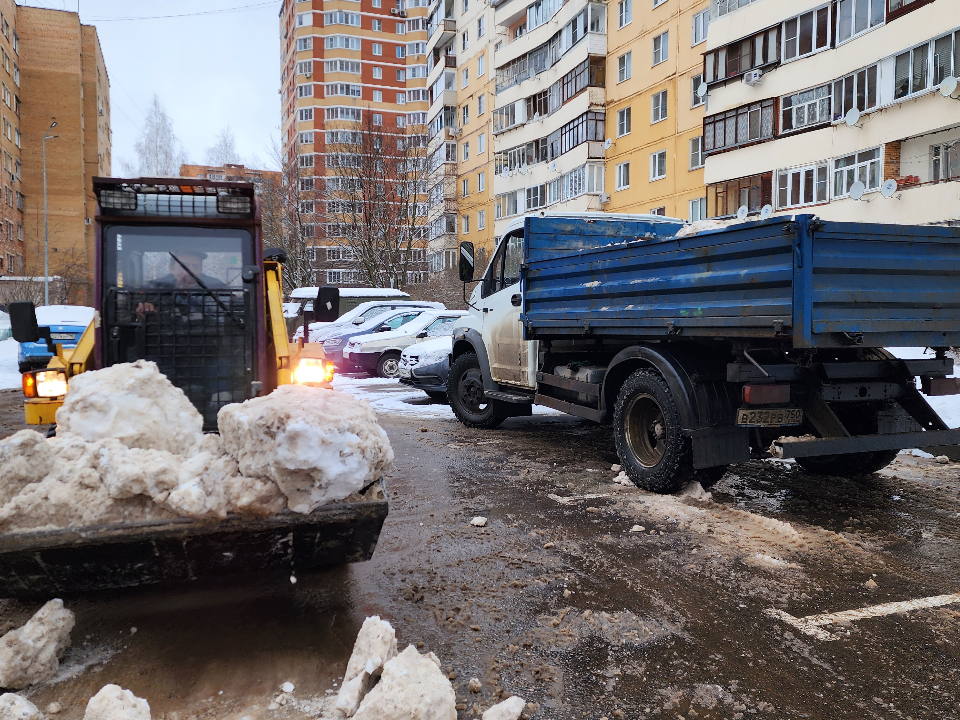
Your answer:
481;231;522;299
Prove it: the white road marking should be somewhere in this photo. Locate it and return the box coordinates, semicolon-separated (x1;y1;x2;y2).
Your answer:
766;593;960;641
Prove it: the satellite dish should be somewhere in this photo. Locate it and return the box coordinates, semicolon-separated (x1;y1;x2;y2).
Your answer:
736;205;749;221
844;108;861;127
519;166;527;175
849;180;866;200
603;138;612;150
533;112;540;121
881;179;898;198
696;82;708;98
550;161;557;172
501;168;509;179
939;76;959;98
760;204;773;220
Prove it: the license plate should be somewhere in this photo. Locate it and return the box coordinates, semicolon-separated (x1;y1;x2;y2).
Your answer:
50;333;74;341
398;366;411;378
737;407;804;427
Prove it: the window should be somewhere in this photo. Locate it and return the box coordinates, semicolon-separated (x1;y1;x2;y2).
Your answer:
650;151;666;181
326;83;363;97
325;11;361;26
462;30;469;51
703;99;775;154
462;215;470;233
478;210;486;230
462;105;469;125
463;0;469;11
478;171;485;191
894;42;930;99
373;90;383;102
462;142;469;161
651;90;667;123
373;113;383;126
780;84;831;134
616;161;630;190
495;191;519;219
650;207;666;216
297;84;313;100
397;92;406;104
692;9;708;45
478;94;486;114
296;11;312;26
478;17;485;37
836;0;883;44
832;64;879;121
479;132;485;152
653;32;668;65
618;0;631;28
326;36;361;50
462;179;469;197
327;59;362;74
691;74;705;108
398;115;408;128
296;37;313;51
325;106;361;121
373;43;382;55
514;23;526;39
617;52;632;82
297;60;313;75
298;108;314;121
396;22;404;33
526;184;547;210
298;154;315;168
933;31;959;85
690;136;703;170
299;131;315;144
373;0;381;6
833;148;881;197
778;164;829;208
478;55;485;76
888;0;935;18
462;68;469;87
617;107;631;137
704;27;780;85
783;6;830;62
373;19;382;31
397;45;406;57
395;68;404;81
932;143;960;182
689;197;707;222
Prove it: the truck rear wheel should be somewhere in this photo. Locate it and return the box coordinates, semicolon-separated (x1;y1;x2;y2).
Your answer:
448;352;504;429
796;450;899;476
614;369;691;493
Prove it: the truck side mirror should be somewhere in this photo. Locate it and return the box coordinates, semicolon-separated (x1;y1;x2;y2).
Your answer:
315;286;340;323
459;241;475;283
9;301;40;343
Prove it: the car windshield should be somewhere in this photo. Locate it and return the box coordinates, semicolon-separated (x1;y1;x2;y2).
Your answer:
359;306;394;320
379;312;422;330
104;226;252;290
424;316;459;337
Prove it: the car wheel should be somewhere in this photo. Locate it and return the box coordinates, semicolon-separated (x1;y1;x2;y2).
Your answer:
376;352;402;378
447;352;504;429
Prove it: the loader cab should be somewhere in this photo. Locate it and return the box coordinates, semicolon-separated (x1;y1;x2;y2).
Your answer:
95;179;262;430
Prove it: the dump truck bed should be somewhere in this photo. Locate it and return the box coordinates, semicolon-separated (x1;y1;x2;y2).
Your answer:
522;215;960;349
0;496;388;598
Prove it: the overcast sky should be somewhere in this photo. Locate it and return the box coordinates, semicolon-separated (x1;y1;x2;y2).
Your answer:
22;0;282;171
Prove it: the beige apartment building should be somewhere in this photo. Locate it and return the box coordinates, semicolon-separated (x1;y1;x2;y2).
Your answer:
702;0;959;224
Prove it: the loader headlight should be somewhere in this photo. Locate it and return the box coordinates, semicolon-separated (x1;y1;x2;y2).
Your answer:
23;369;68;399
293;358;335;385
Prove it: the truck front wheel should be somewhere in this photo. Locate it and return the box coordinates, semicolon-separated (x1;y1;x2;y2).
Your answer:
448;352;504;429
614;369;691;493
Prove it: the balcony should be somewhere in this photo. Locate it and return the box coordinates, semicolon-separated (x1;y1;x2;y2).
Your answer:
426;17;456;56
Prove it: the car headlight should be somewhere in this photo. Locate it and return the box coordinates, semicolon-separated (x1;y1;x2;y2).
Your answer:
292;358;335;385
23;369;68;399
418;349;450;366
323;338;343;347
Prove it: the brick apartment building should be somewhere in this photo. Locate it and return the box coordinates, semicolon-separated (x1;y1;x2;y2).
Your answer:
180;163;281;197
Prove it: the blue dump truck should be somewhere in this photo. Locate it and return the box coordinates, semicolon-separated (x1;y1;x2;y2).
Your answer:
450;213;960;492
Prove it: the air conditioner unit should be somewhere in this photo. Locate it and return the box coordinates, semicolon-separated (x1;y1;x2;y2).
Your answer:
390;8;399;14
742;69;763;86
450;127;462;136
399;9;407;16
84;217;92;226
599;193;611;205
305;72;312;79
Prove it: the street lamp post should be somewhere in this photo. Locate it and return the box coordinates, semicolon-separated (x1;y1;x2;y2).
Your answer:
42;120;58;306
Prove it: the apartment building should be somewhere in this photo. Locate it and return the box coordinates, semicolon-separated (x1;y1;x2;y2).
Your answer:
0;1;20;278
18;6;111;304
702;0;960;224
606;0;709;220
180;163;281;195
279;0;431;287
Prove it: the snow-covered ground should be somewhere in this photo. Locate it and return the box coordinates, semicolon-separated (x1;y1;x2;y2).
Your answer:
0;338;19;390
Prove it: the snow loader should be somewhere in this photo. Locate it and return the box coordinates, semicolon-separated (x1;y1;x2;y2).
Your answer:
1;178;387;596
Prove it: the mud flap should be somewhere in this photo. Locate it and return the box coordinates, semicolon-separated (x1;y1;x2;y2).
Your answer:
690;427;751;469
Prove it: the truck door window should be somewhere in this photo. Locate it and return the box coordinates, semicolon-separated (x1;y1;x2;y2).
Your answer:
482;239;507;299
503;235;522;287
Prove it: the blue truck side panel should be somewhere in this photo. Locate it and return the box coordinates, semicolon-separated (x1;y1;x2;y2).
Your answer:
522;215;960;349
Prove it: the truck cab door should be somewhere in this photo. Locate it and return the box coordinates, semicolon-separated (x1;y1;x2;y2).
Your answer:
480;232;536;389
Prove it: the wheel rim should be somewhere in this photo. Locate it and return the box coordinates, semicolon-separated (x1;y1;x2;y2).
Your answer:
623;393;667;468
380;357;400;377
457;367;489;416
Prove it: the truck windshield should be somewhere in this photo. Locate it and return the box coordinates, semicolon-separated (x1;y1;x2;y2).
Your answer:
103;225;252;290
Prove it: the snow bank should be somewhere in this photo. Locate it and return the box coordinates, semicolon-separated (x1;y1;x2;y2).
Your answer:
0;694;42;720
219;385;393;514
83;685;151;720
0;339;19;391
0;600;75;689
0;362;392;530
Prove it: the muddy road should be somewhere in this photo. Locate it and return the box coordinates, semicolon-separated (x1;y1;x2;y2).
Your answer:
1;380;958;719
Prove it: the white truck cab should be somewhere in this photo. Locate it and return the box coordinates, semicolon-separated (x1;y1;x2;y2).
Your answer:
450;212;684;427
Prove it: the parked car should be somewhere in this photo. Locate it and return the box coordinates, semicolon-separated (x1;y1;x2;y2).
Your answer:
17;305;95;372
322;308;429;367
343;310;467;378
292;299;445;342
398;336;451;401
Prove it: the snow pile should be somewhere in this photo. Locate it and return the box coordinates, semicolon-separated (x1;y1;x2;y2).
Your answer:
0;694;42;720
328;617;524;720
83;685;151;720
675;218;744;238
0;362;392;531
219;385;393;514
0;600;75;689
0;339;19;391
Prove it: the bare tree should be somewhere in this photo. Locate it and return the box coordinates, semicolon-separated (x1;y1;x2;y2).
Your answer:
204;127;242;167
315;114;429;290
134;95;188;176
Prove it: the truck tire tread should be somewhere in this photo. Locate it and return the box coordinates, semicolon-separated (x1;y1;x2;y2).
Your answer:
448;352;504;429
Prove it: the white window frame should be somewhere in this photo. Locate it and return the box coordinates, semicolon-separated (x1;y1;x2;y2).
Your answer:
617;52;632;83
777;163;829;209
618;0;632;28
478;171;485;191
372;18;382;31
689;197;707;222
478;209;486;230
835;0;884;46
478;94;486;114
832;147;881;198
652;31;668;66
782;5;831;64
616;161;630;190
462;141;469;161
617;106;631;137
479;132;485;153
372;42;383;56
649;150;666;181
651;90;668;124
478;54;485;76
692;9;708;46
373;90;383;102
780;84;831;134
691;74;705;108
462;214;470;233
689;136;703;170
462;68;469;87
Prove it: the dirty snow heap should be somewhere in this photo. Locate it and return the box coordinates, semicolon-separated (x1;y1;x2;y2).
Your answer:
0;599;75;689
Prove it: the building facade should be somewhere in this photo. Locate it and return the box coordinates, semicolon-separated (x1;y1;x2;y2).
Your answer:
180;163;281;195
702;0;960;224
279;0;432;288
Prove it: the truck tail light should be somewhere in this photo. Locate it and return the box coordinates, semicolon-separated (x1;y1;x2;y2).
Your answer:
23;369;68;399
743;384;790;405
293;358;335;385
921;377;960;396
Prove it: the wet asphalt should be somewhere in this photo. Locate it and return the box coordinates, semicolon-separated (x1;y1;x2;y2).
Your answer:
0;388;958;719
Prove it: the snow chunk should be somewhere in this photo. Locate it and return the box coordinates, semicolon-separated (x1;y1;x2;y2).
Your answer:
674;218;744;238
56;361;203;453
482;696;525;720
679;481;712;502
352;646;456;720
0;599;75;689
334;616;398;718
218;385;393;514
83;685;151;720
0;694;42;720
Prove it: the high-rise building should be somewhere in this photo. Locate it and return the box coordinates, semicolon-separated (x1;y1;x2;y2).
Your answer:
279;0;432;288
180;163;281;196
702;0;959;224
17;5;110;304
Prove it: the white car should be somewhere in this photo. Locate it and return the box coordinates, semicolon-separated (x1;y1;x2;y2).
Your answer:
292;299;445;342
398;336;452;401
343;310;467;378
